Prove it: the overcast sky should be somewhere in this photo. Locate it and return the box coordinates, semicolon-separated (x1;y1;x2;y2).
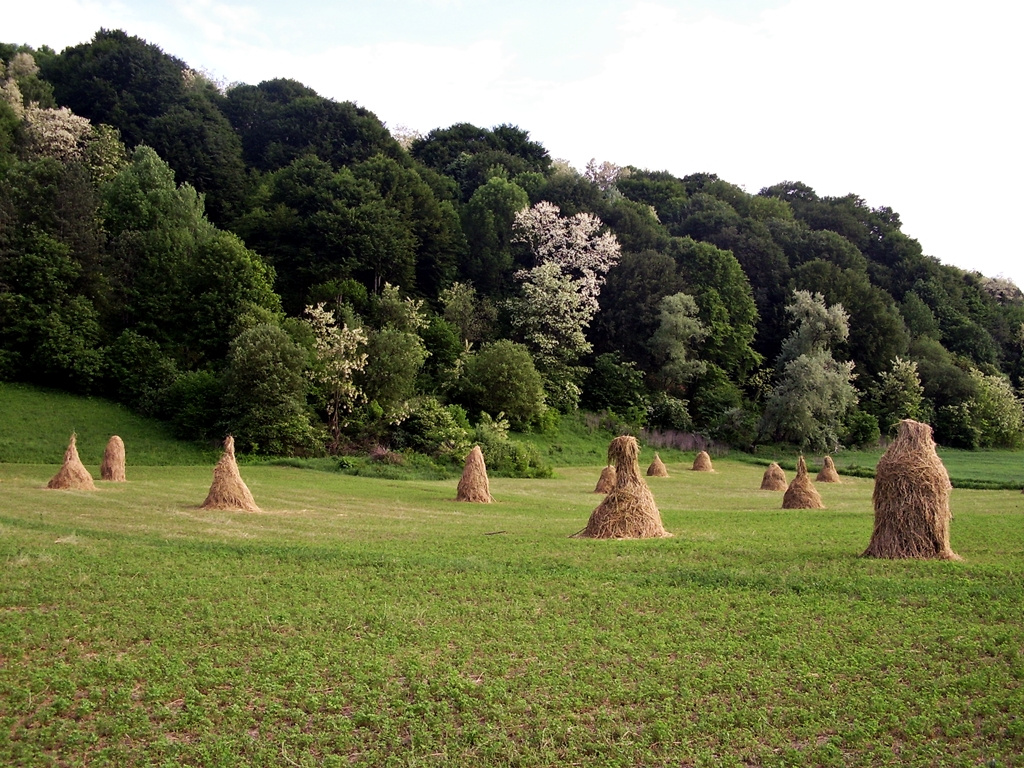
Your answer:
7;0;1023;288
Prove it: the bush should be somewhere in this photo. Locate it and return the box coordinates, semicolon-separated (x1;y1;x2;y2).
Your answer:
842;409;881;448
647;392;693;431
161;369;222;441
472;412;551;478
459;340;547;430
389;396;471;461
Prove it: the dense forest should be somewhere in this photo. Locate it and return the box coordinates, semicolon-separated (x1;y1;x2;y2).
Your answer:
2;30;1023;463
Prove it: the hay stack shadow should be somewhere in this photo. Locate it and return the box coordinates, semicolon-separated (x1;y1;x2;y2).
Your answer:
816;455;841;483
782;456;824;509
201;436;260;513
864;419;960;560
760;462;787;491
691;450;713;472
456;445;493;502
573;436;671;539
594;465;616;493
101;435;126;482
646;453;668;477
47;433;96;490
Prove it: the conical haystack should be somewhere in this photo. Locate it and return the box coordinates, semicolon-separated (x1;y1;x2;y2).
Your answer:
816;455;841;483
201;436;260;512
646;453;669;477
574;436;671;539
782;456;824;509
760;462;787;491
100;435;126;482
594;465;616;493
863;419;959;560
456;445;493;502
692;450;714;472
47;433;96;490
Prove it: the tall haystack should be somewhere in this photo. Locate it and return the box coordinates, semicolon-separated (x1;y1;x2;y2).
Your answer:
692;450;714;472
594;465;616;493
816;455;841;483
760;462;787;491
201;436;260;513
782;456;824;509
100;435;126;482
646;453;669;477
574;436;671;539
47;432;96;491
456;445;493;502
864;419;959;560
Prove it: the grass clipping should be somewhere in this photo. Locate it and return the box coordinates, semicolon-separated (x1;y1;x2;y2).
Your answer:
101;435;126;482
816;455;841;483
594;465;616;493
574;436;671;539
782;456;824;509
692;450;713;472
864;419;960;560
760;462;787;491
456;445;493;502
47;432;96;491
646;453;668;477
201;436;260;513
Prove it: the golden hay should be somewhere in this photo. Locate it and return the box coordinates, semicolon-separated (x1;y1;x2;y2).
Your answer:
864;419;960;560
816;455;841;483
646;453;669;477
201;436;260;513
47;432;96;490
760;461;787;491
691;450;714;472
782;456;824;509
574;436;671;539
594;465;616;493
456;445;493;502
100;435;126;482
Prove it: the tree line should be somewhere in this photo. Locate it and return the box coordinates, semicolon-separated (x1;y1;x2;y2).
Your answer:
2;30;1023;463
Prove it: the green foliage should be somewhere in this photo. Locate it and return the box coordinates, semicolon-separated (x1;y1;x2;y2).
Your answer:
648;291;707;387
968;369;1024;449
868;356;928;435
841;408;881;448
358;327;428;424
103;329;179;415
458;340;547;430
581;352;648;420
160;369;223;441
389;396;470;461
470;412;551;477
646;391;693;431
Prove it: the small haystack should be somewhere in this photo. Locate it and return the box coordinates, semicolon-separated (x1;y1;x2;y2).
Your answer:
760;462;787;491
816;455;841;483
594;465;616;493
47;432;96;491
201;436;260;513
864;419;960;560
456;445;493;502
692;450;714;472
574;436;670;539
100;435;126;482
647;453;669;477
782;456;824;509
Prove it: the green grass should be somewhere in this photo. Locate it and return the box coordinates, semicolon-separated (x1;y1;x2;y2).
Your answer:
2;457;1022;767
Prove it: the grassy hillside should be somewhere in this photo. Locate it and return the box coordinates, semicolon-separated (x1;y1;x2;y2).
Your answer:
1;458;1022;766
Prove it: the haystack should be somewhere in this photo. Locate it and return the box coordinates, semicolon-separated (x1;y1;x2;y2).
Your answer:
574;436;670;539
456;445;493;502
760;462;787;491
100;435;126;482
692;450;714;472
594;465;616;493
782;456;824;509
201;436;260;512
863;419;959;560
47;432;96;490
816;455;841;483
646;453;669;477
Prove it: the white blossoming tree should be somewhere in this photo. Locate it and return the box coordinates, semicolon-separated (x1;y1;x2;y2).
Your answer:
304;303;368;452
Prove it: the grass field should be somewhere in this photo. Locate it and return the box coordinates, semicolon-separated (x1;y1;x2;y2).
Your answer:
2;453;1023;767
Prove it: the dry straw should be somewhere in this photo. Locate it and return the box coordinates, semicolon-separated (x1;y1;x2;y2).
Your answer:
574;435;671;539
864;419;960;560
47;432;96;490
456;445;493;502
691;450;714;472
646;452;669;477
101;435;126;482
816;455;841;483
201;435;260;513
594;465;616;493
782;456;824;509
760;461;787;491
